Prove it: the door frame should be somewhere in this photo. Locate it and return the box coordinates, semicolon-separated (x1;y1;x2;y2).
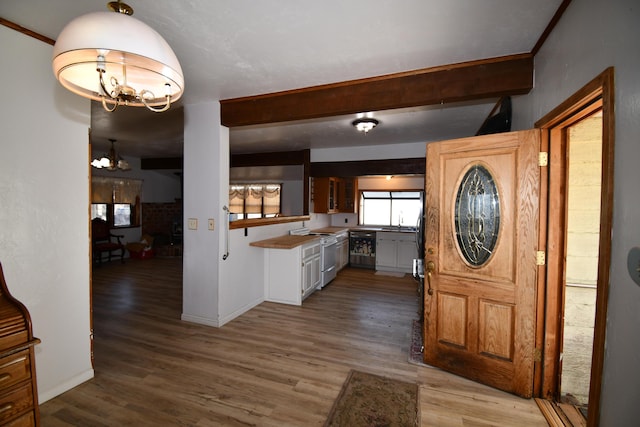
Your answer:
534;67;614;426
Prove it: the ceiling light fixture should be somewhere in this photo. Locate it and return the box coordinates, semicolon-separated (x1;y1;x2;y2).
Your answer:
91;139;131;171
52;0;184;113
352;118;379;134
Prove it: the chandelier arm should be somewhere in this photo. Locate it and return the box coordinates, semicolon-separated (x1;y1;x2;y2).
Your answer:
140;91;172;113
101;96;118;112
98;70;119;100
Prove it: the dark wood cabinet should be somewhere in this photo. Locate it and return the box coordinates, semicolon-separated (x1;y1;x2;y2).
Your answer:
339;177;358;213
0;264;40;426
313;177;338;213
313;177;358;214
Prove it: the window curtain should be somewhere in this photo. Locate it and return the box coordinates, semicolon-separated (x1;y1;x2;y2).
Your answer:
245;185;264;213
229;185;247;214
263;184;281;215
92;177;143;203
228;184;281;215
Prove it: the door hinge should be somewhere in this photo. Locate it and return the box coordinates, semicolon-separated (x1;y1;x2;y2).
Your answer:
536;251;546;266
533;347;542;363
539;152;548;167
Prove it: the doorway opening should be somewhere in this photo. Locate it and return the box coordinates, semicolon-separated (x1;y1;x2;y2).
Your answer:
560;111;602;414
535;68;614;426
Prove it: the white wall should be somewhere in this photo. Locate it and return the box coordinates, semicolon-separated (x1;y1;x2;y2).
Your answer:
0;26;93;402
182;102;226;326
512;0;640;423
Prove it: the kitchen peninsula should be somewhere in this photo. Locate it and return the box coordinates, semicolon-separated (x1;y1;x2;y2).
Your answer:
250;234;322;306
251;225;418;307
250;227;349;306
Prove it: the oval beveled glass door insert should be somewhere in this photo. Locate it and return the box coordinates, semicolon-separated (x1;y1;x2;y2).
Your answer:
454;164;500;266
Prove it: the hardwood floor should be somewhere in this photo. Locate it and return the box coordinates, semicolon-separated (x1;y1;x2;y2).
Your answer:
40;258;548;426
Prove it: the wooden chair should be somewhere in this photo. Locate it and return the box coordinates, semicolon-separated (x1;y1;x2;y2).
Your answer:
91;218;125;265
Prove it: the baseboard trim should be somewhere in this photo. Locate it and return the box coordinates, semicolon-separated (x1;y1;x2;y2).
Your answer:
38;368;95;404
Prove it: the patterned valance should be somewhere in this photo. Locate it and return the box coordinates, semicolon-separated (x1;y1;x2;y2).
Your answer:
229;184;281;214
92;177;142;204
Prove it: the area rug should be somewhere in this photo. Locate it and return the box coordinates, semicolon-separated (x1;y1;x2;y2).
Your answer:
374;271;406;278
324;370;419;427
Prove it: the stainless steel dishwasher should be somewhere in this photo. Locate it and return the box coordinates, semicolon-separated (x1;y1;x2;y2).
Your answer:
349;230;376;269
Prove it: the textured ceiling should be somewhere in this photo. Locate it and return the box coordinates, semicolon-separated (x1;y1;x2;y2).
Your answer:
0;0;563;158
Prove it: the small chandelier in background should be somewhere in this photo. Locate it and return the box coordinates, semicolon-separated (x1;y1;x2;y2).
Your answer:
352;118;379;134
52;0;184;113
91;139;131;171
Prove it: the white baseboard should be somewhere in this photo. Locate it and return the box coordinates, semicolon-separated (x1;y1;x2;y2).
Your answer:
38;368;95;404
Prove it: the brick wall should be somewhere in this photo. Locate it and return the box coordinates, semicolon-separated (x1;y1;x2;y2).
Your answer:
141;201;183;245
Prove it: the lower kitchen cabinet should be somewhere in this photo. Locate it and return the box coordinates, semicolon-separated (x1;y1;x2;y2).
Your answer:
375;231;416;273
265;241;321;305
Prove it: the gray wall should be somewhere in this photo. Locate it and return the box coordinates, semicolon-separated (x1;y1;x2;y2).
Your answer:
513;0;640;423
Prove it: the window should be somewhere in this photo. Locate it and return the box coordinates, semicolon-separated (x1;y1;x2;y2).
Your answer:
229;184;281;219
91;177;142;227
359;191;423;227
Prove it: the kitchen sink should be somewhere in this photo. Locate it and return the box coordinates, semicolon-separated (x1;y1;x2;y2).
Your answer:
380;226;416;232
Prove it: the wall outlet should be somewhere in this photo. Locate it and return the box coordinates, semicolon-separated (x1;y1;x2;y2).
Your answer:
208;219;215;230
188;218;198;230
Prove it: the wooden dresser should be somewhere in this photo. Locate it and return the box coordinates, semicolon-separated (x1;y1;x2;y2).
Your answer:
0;264;40;426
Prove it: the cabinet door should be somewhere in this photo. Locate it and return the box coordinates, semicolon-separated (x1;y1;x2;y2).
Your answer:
302;254;321;297
397;239;416;272
376;237;397;268
302;257;314;295
313;177;339;213
340;177;358;213
311;254;321;289
313;178;329;213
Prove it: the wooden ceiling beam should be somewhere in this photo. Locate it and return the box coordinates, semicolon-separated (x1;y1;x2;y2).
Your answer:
220;54;533;127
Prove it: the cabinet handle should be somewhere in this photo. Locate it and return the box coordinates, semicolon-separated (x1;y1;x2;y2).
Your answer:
0;373;11;382
0;403;13;413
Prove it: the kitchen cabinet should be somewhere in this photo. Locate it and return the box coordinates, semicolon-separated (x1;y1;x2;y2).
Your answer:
302;243;322;298
375;231;416;273
313;177;338;213
339;177;358;213
265;240;321;305
313;177;358;214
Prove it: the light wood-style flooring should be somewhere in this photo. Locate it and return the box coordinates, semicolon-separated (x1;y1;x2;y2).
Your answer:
40;258;548;426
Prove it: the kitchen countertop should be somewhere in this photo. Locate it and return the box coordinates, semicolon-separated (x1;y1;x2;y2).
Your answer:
249;234;320;249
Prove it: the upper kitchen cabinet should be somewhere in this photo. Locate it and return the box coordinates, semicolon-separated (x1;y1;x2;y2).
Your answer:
313;177;358;214
339;177;358;213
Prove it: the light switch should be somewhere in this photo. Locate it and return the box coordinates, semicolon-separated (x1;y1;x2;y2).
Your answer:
188;218;198;230
208;219;215;230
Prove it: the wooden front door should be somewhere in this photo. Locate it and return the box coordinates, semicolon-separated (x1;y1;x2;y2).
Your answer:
423;130;540;398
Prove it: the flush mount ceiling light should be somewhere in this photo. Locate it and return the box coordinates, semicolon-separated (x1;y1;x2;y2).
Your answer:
91;139;131;171
52;0;184;113
352;118;379;134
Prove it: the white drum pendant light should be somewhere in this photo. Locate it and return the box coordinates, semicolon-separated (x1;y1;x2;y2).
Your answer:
52;1;184;113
